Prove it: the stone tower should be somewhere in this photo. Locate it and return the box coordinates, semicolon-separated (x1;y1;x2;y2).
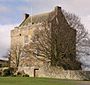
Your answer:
11;6;81;70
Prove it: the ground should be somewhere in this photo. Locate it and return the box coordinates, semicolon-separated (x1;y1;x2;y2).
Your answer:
0;77;90;85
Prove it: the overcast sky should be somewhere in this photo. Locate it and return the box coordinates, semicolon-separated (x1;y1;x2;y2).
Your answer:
0;0;90;61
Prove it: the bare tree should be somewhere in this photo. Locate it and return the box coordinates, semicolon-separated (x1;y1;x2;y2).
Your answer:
8;46;23;68
24;10;85;70
62;10;90;59
24;22;51;60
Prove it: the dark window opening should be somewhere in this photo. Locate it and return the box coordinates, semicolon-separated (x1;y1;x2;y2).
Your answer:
19;34;21;36
32;22;34;24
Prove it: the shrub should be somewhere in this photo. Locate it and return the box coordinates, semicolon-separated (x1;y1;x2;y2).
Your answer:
17;72;22;76
23;74;29;77
2;68;14;76
16;70;29;77
0;71;2;76
83;78;90;81
3;69;11;76
16;70;25;77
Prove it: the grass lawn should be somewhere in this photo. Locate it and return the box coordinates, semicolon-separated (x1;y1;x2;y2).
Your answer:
0;77;89;85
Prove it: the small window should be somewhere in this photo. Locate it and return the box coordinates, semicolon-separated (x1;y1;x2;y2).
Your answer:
19;34;21;36
32;22;34;24
24;35;29;44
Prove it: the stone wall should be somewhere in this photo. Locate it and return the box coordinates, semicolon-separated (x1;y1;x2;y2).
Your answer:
18;66;90;80
50;7;81;70
10;23;43;67
11;6;81;69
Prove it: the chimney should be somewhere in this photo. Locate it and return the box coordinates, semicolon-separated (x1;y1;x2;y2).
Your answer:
54;6;61;15
24;13;29;20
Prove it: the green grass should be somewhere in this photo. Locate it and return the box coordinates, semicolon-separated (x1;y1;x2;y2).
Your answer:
0;77;88;85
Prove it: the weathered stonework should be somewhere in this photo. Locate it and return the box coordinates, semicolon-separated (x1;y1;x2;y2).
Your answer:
18;66;90;80
11;6;80;69
10;6;88;80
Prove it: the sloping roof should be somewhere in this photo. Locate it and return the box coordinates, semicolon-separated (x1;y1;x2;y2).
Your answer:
19;6;64;27
19;12;51;27
0;58;8;62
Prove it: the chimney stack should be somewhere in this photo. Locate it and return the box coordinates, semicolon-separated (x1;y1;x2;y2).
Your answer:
54;6;61;15
24;13;29;20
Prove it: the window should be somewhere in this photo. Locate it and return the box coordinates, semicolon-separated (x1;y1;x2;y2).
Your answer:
24;35;29;44
19;34;21;36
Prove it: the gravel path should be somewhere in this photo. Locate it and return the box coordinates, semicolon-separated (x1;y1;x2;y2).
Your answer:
76;81;90;85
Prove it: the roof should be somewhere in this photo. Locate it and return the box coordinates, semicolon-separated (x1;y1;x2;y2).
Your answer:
0;57;8;61
19;6;63;27
19;12;51;27
19;6;71;29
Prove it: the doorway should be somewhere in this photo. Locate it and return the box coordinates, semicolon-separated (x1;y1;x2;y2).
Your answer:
34;68;39;77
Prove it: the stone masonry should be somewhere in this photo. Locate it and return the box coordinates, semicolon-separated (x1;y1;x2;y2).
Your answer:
10;6;88;80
